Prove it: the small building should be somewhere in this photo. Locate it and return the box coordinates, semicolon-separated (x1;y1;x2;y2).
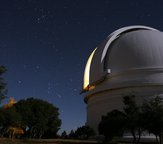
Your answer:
82;25;163;134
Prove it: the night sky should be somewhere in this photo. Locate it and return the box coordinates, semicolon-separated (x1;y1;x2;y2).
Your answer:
1;0;163;133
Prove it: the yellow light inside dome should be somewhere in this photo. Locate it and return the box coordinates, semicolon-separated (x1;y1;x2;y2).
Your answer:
83;48;97;90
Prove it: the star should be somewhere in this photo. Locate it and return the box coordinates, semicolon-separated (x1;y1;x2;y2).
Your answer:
18;80;22;84
37;18;41;23
64;20;69;25
77;21;81;25
23;64;27;69
56;93;62;99
36;66;40;69
73;88;77;92
47;91;51;94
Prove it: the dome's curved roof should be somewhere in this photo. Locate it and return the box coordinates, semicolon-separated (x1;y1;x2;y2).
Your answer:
83;26;163;91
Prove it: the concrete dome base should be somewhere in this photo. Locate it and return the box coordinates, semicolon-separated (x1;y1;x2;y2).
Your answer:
86;85;163;133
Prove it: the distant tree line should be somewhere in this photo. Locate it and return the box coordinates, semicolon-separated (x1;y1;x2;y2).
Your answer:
61;125;95;140
0;97;61;139
99;95;163;144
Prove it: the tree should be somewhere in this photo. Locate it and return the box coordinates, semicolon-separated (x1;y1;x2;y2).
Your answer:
98;95;143;143
61;131;68;139
98;95;163;144
123;95;142;143
141;96;163;144
72;126;95;139
69;130;75;139
98;110;126;143
0;66;7;102
14;97;61;138
2;107;22;128
0;106;22;138
0;108;6;137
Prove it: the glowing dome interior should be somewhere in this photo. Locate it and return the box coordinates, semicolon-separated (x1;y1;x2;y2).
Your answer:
83;48;97;90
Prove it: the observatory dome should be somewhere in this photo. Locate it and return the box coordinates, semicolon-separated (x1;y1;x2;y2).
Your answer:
83;26;163;133
83;26;163;100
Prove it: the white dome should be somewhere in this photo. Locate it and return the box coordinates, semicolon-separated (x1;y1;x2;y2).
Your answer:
83;26;163;133
83;25;163;133
83;26;163;93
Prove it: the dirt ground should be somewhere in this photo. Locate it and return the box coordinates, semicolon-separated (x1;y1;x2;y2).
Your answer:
0;138;98;144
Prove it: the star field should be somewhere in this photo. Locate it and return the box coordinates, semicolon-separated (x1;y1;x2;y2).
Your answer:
0;0;163;133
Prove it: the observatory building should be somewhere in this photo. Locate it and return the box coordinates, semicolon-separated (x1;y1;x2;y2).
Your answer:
82;25;163;133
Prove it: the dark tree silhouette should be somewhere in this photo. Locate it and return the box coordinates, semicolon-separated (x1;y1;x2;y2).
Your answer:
61;131;68;139
99;110;126;143
69;130;75;139
74;125;95;139
141;96;163;144
123;95;142;144
14;97;61;138
0;106;22;138
0;66;7;102
98;95;143;143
